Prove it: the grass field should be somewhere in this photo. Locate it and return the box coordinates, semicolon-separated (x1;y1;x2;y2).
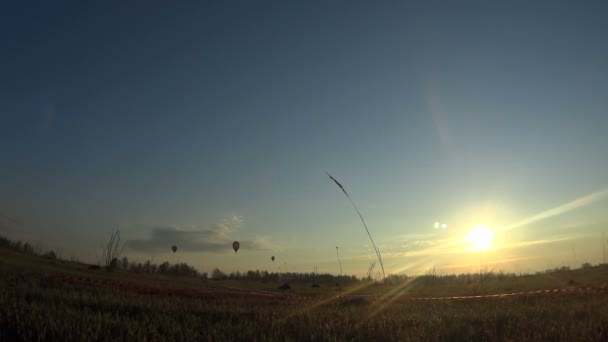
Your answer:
2;246;608;341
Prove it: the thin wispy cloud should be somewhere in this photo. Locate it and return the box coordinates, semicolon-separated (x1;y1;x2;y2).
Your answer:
362;233;583;260
383;231;446;251
493;234;585;251
502;187;608;232
412;239;449;247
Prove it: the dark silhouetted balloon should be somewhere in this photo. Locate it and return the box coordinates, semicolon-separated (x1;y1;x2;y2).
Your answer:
232;241;240;253
271;256;275;262
171;246;177;253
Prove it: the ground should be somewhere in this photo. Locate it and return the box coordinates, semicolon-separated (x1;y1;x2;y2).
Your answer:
1;247;608;341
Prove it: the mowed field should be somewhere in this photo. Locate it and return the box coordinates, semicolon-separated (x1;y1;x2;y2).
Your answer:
2;247;608;341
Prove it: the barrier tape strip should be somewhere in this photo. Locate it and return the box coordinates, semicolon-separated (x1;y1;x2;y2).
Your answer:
48;274;607;302
335;287;607;302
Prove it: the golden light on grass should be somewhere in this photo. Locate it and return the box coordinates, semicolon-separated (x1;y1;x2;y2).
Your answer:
465;225;495;251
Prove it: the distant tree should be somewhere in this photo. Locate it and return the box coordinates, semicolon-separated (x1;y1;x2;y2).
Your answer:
155;261;166;273
581;262;592;269
121;256;129;270
22;242;34;254
0;236;10;248
43;250;57;259
212;268;225;280
102;230;126;271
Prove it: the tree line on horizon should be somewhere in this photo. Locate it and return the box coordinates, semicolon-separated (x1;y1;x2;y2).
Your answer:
2;235;603;284
0;235;200;277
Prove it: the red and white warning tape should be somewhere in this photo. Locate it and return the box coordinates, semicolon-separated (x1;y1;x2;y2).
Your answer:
48;274;606;302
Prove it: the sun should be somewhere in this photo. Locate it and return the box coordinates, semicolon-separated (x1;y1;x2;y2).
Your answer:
466;225;495;251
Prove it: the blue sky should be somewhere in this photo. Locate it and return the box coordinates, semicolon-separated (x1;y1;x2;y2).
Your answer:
1;1;607;276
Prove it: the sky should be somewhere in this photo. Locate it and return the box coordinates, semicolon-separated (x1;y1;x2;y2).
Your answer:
1;1;607;277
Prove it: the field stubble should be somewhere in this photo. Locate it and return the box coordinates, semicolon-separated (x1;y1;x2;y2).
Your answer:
1;249;608;341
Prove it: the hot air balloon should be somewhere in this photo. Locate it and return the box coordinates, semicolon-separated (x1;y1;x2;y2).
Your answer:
171;246;177;253
271;256;275;262
232;241;240;253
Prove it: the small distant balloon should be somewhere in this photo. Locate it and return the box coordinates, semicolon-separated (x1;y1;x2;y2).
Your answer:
171;245;177;253
271;256;275;262
232;241;240;253
434;222;440;229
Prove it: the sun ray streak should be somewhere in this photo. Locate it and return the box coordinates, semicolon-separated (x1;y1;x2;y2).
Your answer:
501;187;608;232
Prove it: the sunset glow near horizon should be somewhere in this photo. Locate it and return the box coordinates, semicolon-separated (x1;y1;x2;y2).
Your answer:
1;1;608;277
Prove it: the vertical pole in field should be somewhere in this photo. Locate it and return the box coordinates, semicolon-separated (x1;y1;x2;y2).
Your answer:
571;245;576;268
336;246;343;276
603;232;606;265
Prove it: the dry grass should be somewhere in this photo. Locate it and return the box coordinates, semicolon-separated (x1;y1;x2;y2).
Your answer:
2;247;608;341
